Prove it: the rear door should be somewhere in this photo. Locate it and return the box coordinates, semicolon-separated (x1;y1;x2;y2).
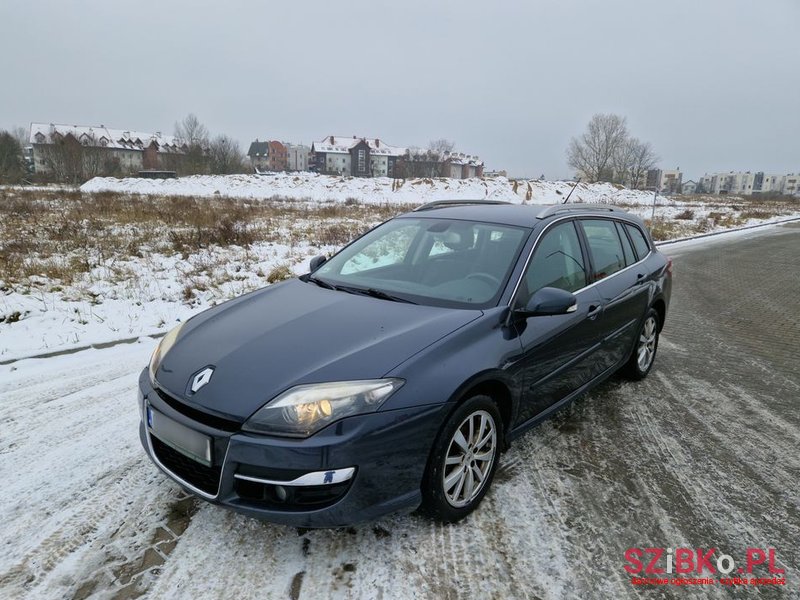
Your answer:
578;218;651;371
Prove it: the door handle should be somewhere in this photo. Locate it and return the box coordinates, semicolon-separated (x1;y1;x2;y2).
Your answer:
636;273;645;285
587;304;602;319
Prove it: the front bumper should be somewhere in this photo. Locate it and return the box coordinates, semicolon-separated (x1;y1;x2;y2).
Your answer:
138;369;449;527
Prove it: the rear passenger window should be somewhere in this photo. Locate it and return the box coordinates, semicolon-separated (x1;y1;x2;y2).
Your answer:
522;221;586;300
625;224;651;259
615;222;635;266
580;219;625;280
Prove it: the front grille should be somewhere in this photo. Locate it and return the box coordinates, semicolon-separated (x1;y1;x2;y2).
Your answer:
155;388;241;432
151;435;222;495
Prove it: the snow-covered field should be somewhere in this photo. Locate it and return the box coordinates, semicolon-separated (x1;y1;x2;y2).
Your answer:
81;173;659;205
1;175;798;362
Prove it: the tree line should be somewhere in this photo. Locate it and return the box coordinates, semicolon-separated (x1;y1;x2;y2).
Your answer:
0;114;248;184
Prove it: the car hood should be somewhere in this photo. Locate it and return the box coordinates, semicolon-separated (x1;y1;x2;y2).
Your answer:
155;279;481;422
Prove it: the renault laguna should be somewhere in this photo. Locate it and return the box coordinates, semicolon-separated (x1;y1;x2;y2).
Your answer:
139;200;671;526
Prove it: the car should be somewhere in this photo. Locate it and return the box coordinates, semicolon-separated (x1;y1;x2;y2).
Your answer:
138;200;672;527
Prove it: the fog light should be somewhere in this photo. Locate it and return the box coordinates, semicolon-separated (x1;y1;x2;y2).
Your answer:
274;485;288;502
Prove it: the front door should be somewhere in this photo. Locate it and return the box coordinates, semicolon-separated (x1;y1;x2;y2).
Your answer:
512;220;606;426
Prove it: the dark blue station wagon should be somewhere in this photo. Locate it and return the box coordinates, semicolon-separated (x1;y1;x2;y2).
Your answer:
139;201;672;527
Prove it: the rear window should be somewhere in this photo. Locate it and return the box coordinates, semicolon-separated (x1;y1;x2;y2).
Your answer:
615;221;635;266
625;224;651;259
580;219;625;280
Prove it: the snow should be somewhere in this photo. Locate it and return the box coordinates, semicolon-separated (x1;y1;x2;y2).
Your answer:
80;173;672;206
312;135;406;156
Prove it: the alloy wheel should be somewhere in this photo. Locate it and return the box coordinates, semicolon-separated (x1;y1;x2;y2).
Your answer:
442;410;497;508
637;316;658;371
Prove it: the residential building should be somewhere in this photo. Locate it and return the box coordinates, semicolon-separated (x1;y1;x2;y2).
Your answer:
310;135;406;177
681;180;697;195
285;143;310;171
782;174;800;196
645;168;683;193
30;122;185;176
247;140;270;171
698;171;791;195
268;141;287;171
442;152;484;179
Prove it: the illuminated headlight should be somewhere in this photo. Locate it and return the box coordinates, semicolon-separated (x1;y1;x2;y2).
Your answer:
148;323;185;383
242;379;404;438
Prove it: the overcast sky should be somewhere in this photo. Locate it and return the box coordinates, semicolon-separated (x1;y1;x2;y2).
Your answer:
1;0;798;179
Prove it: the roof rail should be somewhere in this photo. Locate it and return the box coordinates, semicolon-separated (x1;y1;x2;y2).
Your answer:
413;199;511;212
536;203;620;220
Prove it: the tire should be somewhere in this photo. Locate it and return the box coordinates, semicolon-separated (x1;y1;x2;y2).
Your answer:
421;395;502;523
622;307;660;380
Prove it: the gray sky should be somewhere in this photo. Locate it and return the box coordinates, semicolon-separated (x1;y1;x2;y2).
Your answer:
2;0;798;179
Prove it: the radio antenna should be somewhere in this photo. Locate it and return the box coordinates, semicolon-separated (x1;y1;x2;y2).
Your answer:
562;178;581;204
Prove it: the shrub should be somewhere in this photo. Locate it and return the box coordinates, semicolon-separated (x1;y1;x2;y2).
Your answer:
266;264;293;283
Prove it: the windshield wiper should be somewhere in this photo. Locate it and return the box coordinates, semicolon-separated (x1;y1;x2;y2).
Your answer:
306;276;337;290
333;285;417;304
308;278;416;304
361;288;417;304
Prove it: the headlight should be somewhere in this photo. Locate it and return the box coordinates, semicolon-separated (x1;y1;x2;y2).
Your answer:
148;322;185;383
242;379;404;438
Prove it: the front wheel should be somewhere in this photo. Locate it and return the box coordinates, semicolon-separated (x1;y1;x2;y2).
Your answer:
622;308;660;380
421;395;502;523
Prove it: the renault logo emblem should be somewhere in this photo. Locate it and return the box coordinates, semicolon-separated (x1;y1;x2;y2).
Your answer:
190;367;214;393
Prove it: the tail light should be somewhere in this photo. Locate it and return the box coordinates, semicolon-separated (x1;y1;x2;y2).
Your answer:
666;257;673;276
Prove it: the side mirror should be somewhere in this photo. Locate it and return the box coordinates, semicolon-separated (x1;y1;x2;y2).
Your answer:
518;287;577;317
309;255;327;272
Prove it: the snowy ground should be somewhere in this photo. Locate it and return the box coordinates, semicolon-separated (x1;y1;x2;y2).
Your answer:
1;223;797;599
2;178;798;362
80;173;659;205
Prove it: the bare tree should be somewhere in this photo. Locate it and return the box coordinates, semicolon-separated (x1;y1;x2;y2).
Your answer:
38;133;85;183
567;114;629;182
209;134;246;174
174;114;210;174
0;131;25;183
174;113;209;146
11;126;28;149
427;138;455;156
627;139;658;190
400;148;443;178
610;137;634;186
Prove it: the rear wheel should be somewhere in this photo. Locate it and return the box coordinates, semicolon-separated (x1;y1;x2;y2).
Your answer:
622;308;660;380
422;395;501;523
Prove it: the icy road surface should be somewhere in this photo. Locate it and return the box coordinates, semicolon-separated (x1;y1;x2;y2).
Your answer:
1;223;798;599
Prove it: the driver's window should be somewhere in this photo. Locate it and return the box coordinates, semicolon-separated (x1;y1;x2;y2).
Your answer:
521;221;586;303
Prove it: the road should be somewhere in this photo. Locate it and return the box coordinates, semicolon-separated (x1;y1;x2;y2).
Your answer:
1;223;798;599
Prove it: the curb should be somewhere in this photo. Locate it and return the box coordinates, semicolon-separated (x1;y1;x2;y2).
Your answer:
655;216;800;247
0;332;166;367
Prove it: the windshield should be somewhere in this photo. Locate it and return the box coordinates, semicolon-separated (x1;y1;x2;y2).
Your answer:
312;217;530;308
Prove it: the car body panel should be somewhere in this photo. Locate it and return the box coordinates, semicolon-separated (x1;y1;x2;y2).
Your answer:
154;278;481;422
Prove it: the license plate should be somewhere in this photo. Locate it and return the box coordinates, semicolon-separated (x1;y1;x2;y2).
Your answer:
147;406;213;467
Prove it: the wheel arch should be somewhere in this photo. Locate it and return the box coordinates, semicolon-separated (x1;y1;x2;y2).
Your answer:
445;371;517;447
651;297;666;331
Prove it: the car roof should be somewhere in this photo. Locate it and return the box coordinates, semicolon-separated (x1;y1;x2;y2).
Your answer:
396;200;644;228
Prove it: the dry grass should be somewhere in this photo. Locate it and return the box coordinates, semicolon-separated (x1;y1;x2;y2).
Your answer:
0;188;412;288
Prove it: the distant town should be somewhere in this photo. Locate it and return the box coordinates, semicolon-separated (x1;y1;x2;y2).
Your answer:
1;118;797;197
